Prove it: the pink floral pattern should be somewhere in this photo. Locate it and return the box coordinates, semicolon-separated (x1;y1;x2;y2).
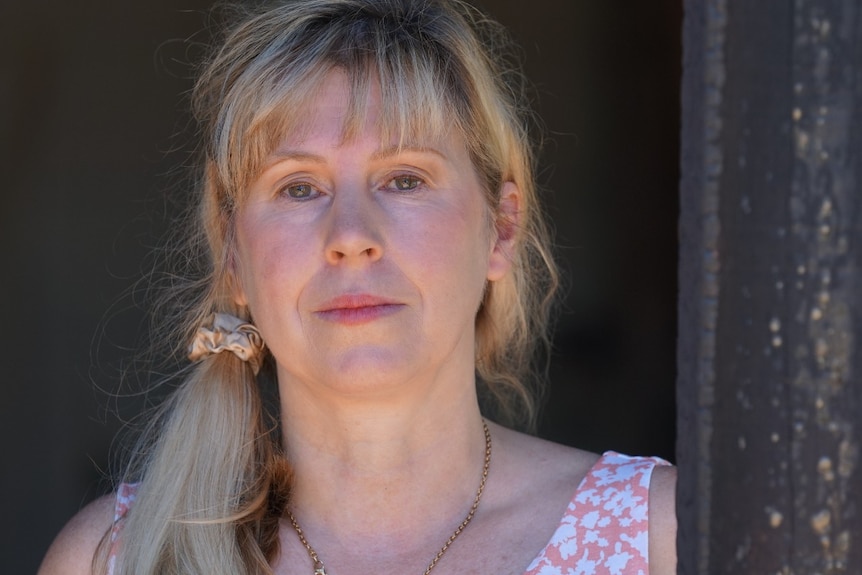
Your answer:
107;482;137;574
523;452;670;575
107;452;669;575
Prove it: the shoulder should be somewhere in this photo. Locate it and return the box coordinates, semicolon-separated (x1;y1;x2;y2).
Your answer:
490;422;598;471
489;423;599;497
486;422;599;529
38;494;116;575
648;463;677;575
494;424;677;573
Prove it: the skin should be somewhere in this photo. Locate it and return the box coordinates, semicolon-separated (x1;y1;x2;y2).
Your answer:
38;71;677;574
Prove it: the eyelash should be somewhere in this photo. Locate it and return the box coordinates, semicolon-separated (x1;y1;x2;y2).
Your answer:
277;173;425;201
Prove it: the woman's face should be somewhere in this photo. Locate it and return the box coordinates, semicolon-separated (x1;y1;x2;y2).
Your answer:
232;71;515;397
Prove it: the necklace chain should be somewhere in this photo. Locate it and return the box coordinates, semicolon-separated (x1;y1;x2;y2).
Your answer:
286;420;492;575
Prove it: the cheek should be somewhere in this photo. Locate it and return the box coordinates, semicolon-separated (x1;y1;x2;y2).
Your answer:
233;217;289;311
240;236;294;305
412;209;491;299
244;216;325;317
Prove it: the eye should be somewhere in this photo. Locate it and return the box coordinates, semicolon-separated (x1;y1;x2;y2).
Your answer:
280;182;319;200
385;174;423;192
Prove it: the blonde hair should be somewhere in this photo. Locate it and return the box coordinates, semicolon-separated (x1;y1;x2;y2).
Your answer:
109;0;558;573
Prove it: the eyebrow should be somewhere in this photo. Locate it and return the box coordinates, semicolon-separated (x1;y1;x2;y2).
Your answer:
267;150;327;164
369;144;447;161
268;144;447;165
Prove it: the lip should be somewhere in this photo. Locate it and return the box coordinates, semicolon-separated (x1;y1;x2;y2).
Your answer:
315;294;404;325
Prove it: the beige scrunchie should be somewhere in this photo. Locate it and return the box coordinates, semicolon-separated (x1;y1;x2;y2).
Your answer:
187;313;265;374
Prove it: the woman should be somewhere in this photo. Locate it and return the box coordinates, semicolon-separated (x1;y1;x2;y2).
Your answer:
39;0;676;573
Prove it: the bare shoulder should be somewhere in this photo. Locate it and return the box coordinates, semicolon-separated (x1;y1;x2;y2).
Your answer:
487;422;599;512
648;463;678;575
491;423;677;573
490;422;599;484
38;494;115;575
474;423;600;571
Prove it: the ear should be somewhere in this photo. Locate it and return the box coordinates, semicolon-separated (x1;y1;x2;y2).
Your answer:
227;245;249;307
232;276;249;307
487;181;521;282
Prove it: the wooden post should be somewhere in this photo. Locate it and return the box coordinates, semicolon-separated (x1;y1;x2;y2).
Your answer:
678;0;862;572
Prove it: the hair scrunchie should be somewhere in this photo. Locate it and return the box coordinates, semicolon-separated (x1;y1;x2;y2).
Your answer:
188;313;265;374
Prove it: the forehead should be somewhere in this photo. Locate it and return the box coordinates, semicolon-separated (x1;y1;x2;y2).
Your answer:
267;69;461;159
284;71;371;145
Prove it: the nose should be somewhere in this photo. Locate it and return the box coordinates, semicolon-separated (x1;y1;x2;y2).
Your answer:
323;189;384;265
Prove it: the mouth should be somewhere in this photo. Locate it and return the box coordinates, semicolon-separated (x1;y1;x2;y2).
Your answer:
315;294;404;325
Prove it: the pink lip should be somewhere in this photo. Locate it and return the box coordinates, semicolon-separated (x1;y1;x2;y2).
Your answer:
315;294;404;325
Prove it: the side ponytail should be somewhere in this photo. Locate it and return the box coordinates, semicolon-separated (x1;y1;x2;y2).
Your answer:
113;351;290;575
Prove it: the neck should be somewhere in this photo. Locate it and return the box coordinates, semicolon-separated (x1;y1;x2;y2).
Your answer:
277;373;488;549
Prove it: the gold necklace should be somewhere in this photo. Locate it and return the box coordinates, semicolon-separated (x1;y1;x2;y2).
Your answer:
285;421;492;575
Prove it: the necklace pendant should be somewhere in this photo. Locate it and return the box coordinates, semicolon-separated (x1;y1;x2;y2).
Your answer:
313;565;327;575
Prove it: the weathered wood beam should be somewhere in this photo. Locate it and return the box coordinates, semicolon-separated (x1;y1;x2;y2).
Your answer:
678;0;862;572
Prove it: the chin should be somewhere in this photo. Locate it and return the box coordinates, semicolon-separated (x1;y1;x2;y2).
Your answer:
334;354;417;387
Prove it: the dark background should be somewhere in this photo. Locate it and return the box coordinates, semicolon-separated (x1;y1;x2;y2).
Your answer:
0;1;681;572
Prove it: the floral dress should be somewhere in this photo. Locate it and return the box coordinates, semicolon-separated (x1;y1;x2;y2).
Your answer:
523;452;670;575
109;452;669;575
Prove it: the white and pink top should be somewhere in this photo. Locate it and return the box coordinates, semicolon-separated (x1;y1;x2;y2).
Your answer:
109;451;669;575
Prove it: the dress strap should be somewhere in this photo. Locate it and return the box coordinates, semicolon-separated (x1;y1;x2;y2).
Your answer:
106;483;139;575
523;452;670;575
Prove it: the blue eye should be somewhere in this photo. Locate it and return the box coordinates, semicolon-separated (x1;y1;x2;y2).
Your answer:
387;175;422;192
282;182;318;200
